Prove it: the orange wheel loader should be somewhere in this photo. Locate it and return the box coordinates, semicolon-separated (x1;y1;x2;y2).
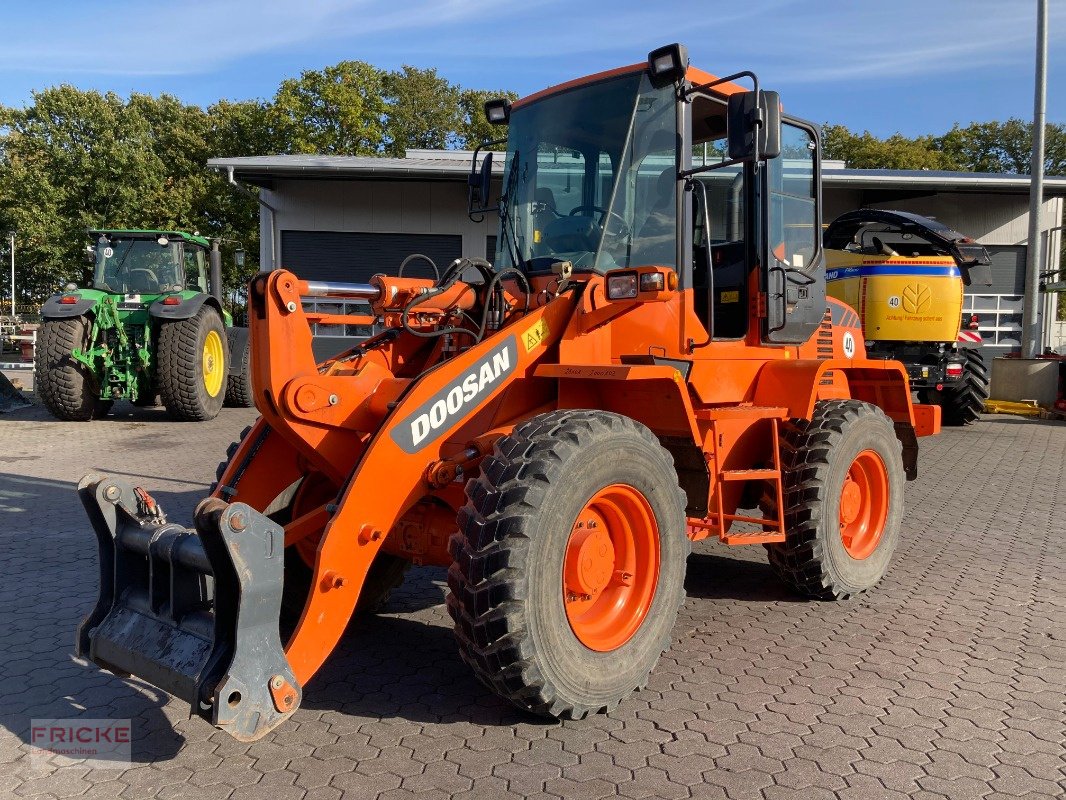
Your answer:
75;44;940;741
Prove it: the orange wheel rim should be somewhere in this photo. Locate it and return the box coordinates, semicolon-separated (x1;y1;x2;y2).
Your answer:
839;449;889;560
563;484;659;651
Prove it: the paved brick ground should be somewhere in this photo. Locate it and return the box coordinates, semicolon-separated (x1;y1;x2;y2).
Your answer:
0;397;1063;800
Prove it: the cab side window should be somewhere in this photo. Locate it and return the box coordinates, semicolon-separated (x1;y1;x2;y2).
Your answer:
767;124;818;272
184;248;206;291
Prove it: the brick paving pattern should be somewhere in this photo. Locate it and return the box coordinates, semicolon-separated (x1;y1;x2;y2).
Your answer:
0;398;1063;800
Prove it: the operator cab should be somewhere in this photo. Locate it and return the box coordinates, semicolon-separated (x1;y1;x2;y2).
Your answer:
472;45;827;347
89;231;209;295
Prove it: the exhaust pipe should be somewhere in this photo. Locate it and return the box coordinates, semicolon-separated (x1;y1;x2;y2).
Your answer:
75;474;299;741
209;240;224;304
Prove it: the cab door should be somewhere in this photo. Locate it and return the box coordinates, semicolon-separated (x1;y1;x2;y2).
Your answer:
762;120;826;344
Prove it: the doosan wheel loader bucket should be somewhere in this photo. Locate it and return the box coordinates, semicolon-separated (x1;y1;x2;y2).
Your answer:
75;474;300;741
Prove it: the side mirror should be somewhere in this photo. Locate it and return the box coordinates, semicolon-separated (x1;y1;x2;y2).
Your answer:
235;248;246;268
727;90;781;161
467;151;494;215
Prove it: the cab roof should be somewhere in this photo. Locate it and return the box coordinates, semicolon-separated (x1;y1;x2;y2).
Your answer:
89;229;211;248
512;62;748;110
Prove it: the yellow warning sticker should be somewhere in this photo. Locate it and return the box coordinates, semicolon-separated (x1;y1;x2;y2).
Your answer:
720;290;740;304
524;319;550;352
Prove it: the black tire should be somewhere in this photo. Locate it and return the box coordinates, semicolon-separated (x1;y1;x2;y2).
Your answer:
939;348;989;426
208;427;410;624
766;400;904;600
447;409;689;719
224;327;255;408
158;307;228;421
281;547;410;620
34;316;106;421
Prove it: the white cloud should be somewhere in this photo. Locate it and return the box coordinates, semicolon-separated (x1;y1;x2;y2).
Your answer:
1;0;502;76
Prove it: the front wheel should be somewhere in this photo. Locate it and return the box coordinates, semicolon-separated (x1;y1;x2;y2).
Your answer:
158;307;228;421
447;410;688;719
766;400;904;599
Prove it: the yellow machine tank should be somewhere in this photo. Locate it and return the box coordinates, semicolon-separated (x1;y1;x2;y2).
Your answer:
824;209;993;425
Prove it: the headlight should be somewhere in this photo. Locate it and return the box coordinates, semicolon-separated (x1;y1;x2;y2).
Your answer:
639;272;665;293
606;273;638;300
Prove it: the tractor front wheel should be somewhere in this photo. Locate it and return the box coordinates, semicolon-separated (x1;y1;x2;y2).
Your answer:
767;400;904;599
158;307;228;421
34;316;108;421
447;410;688;719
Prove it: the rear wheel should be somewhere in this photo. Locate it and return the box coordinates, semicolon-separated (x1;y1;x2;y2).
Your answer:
766;400;903;599
158;307;228;421
278;473;410;618
447;410;688;719
34;316;107;421
224;326;255;408
938;348;989;426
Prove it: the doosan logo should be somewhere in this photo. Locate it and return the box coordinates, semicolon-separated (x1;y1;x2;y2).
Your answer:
392;338;518;453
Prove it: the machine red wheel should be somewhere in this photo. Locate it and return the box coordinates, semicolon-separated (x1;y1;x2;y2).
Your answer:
838;450;889;560
563;484;660;651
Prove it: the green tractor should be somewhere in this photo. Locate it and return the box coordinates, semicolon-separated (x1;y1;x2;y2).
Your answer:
34;229;254;421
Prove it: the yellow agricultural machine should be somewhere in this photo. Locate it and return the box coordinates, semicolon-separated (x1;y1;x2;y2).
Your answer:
825;210;993;425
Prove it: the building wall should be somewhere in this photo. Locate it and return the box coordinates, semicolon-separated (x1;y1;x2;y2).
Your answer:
259;179;500;270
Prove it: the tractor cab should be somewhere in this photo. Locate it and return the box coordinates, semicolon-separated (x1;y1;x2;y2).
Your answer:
88;230;212;297
470;45;826;347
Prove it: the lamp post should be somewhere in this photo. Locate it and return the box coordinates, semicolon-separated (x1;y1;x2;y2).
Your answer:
1021;0;1048;358
6;231;14;317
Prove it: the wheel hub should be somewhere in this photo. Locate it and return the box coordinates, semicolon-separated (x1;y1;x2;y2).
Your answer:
839;478;862;525
564;517;615;598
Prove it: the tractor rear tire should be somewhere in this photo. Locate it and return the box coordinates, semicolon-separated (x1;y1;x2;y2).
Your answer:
224;326;255;408
158;307;228;421
447;409;689;719
34;316;107;421
939;348;989;426
766;400;903;600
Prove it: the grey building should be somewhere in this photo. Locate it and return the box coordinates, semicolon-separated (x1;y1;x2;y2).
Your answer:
209;149;1066;357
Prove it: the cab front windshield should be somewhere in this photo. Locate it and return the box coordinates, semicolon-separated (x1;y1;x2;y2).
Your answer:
92;236;185;294
496;71;677;274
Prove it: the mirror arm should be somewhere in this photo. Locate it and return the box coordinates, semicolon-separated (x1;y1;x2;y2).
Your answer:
679;157;749;180
683;70;759;101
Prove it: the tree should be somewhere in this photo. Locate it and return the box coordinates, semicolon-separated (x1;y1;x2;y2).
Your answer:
936;119;1066;176
271;61;388;155
456;88;518;150
383;66;460;156
822;124;951;170
0;86;174;298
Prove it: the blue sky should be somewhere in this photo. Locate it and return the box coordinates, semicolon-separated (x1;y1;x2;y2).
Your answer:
2;0;1063;139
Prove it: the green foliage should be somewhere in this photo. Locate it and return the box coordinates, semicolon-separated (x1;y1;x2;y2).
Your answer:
0;63;511;304
456;88;518;151
383;65;460;155
271;61;388;155
823;119;1066;176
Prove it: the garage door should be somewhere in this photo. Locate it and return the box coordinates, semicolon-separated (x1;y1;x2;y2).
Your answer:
963;245;1026;355
281;231;462;282
282;231;464;360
